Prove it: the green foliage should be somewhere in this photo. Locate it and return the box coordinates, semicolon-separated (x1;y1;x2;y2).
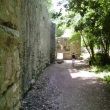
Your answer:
104;75;110;84
103;12;110;35
94;53;110;66
91;65;110;84
55;21;67;37
69;32;81;43
45;0;52;9
91;65;110;73
52;0;110;66
56;27;64;37
66;0;110;66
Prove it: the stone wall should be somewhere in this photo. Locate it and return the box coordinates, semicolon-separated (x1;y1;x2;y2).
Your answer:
0;26;21;110
56;37;81;60
20;0;51;94
50;23;56;63
0;1;21;109
0;0;55;110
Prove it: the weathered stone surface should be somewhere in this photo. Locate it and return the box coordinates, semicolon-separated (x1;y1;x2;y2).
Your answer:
0;27;21;110
0;26;20;91
20;0;51;94
50;23;56;63
0;0;20;29
56;37;81;59
0;0;55;110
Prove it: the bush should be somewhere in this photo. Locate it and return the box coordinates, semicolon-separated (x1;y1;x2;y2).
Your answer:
104;75;110;84
91;65;110;73
94;53;110;66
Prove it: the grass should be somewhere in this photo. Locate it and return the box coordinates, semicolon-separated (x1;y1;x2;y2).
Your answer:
103;75;110;84
91;65;110;84
91;65;110;73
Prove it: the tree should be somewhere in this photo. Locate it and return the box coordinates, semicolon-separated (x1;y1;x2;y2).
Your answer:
51;0;110;65
66;0;110;65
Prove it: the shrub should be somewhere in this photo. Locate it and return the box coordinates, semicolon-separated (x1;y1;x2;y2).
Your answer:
94;53;110;66
104;75;110;84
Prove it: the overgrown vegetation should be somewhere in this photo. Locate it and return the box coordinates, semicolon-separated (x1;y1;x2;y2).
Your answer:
68;0;110;66
50;0;110;84
52;0;110;66
104;76;110;84
69;32;81;44
91;65;110;84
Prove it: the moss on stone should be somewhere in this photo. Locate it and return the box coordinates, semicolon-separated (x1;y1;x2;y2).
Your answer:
0;0;20;28
0;28;21;52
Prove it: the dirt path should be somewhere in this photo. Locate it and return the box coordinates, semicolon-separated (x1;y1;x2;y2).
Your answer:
22;60;110;110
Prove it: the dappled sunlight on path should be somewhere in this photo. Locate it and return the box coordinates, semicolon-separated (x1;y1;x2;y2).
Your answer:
53;60;110;110
61;60;106;79
68;69;97;79
22;60;110;110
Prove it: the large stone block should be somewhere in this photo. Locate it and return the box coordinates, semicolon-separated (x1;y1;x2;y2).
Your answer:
0;26;21;110
0;96;6;110
0;26;20;91
5;82;21;110
0;0;20;29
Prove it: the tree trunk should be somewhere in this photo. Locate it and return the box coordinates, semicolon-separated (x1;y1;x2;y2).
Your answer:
81;34;92;57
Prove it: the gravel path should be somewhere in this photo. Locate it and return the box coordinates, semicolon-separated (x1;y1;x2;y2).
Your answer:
22;60;110;110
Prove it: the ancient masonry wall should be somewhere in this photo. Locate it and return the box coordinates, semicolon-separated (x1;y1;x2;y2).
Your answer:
50;23;56;63
0;0;55;110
